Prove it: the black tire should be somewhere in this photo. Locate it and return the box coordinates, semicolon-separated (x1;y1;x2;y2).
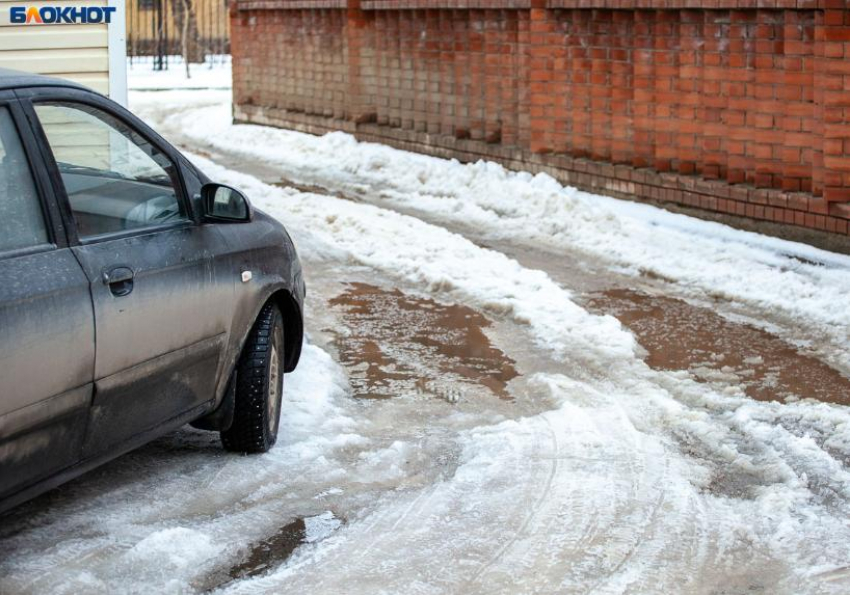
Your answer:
221;303;285;454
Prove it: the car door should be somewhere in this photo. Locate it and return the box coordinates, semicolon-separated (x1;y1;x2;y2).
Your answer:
24;93;234;456
0;93;94;500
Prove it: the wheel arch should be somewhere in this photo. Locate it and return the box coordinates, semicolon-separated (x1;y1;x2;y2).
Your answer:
191;287;304;432
272;289;304;373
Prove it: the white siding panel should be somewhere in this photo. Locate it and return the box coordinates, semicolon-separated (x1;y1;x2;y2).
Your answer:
0;48;107;75
54;72;109;94
0;26;106;51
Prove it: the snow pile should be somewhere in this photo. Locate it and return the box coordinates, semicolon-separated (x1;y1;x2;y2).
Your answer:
131;93;850;369
122;527;223;585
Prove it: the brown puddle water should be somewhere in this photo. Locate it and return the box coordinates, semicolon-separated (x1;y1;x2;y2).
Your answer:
225;513;342;583
227;518;306;581
587;289;850;405
328;283;518;400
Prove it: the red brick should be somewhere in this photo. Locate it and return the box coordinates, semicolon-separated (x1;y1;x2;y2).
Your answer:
232;1;850;236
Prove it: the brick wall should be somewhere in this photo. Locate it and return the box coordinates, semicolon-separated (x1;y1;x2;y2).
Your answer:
231;0;850;236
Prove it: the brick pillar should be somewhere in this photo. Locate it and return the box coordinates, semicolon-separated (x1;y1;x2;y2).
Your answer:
411;10;427;134
610;10;634;166
229;1;245;109
700;9;726;181
468;11;486;141
674;10;702;176
529;2;555;154
779;9;815;195
727;9;756;185
500;10;520;147
516;7;531;150
347;0;375;124
437;10;453;137
590;10;613;163
749;10;778;188
652;10;677;173
632;10;654;170
571;10;593;159
819;8;850;205
549;10;570;155
811;8;826;199
424;9;441;136
386;11;403;129
482;9;501;144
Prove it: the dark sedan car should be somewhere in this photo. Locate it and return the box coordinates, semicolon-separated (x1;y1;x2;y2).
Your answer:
0;69;305;513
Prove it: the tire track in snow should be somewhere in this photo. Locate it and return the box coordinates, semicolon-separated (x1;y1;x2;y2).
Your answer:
460;412;561;589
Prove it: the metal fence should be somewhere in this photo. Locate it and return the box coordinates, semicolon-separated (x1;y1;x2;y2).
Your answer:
127;0;230;69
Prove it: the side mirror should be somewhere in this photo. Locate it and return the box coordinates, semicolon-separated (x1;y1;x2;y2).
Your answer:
201;183;252;223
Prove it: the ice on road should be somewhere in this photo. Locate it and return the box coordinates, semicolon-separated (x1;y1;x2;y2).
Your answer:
2;85;850;595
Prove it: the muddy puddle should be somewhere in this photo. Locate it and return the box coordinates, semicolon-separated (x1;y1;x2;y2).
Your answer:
588;289;850;405
328;283;517;401
224;512;342;584
228;518;306;581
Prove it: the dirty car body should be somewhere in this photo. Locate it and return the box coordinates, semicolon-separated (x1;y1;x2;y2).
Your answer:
0;69;305;514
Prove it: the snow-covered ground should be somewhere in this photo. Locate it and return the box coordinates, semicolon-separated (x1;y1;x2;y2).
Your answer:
2;66;850;594
127;56;231;91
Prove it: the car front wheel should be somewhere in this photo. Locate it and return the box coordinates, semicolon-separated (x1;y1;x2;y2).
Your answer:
221;302;284;453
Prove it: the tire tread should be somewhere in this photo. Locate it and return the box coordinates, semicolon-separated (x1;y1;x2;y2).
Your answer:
221;303;282;453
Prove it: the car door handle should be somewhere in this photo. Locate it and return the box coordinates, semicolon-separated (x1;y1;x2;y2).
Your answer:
102;266;135;297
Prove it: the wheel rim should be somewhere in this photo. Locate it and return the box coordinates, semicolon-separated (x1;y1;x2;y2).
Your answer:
268;323;283;437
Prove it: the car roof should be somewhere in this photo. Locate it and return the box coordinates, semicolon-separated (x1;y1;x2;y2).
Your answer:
0;68;89;93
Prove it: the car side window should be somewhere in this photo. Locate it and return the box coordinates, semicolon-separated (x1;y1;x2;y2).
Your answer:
34;102;188;239
0;106;49;253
